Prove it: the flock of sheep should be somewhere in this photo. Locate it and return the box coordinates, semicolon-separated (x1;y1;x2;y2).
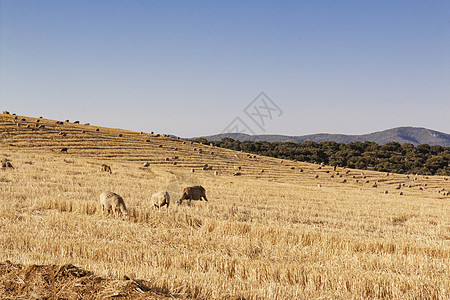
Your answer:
99;185;208;219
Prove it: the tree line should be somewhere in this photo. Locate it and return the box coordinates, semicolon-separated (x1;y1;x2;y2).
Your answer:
191;138;450;176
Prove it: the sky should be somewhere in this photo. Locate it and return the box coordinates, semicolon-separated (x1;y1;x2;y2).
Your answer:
0;0;449;137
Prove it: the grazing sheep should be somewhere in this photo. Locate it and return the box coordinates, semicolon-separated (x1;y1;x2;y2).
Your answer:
202;164;212;170
233;172;242;176
290;167;295;170
3;111;9;114
99;191;128;218
35;119;40;123
61;148;68;153
101;164;112;174
342;179;347;183
399;192;403;195
234;166;241;171
118;134;123;137
65;119;70;122
214;171;219;176
177;186;208;205
314;175;319;179
260;169;265;173
396;184;401;190
151;191;170;212
384;191;389;194
145;139;150;142
191;168;195;173
299;168;303;172
96;128;100;132
74;121;80;124
198;149;203;154
84;123;90;125
143;162;150;167
372;182;378;188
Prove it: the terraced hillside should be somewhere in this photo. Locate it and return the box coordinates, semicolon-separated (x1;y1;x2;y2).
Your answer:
0;113;449;299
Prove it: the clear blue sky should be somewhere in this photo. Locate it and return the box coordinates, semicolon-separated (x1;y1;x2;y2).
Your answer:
1;1;449;137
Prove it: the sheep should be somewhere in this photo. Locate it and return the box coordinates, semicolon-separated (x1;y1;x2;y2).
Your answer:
396;184;401;190
151;191;170;212
84;123;90;125
143;162;150;167
202;164;211;170
314;175;319;179
372;182;378;188
177;186;208;206
118;134;123;137
234;166;241;171
65;119;70;122
233;172;242;176
214;171;219;176
99;191;128;218
101;164;112;174
74;120;80;124
61;148;68;153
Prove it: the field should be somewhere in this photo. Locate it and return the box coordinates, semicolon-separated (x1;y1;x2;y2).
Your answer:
0;113;449;299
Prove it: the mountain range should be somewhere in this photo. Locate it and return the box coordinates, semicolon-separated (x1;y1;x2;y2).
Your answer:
198;127;450;147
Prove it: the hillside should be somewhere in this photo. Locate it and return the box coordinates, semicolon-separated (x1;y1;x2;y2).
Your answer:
200;126;450;146
0;112;449;299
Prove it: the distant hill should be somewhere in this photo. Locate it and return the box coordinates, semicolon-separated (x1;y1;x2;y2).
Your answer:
198;127;450;147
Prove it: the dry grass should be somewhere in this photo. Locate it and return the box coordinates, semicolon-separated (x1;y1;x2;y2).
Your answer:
0;114;449;299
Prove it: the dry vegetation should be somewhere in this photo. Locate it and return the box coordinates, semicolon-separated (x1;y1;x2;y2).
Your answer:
0;113;449;299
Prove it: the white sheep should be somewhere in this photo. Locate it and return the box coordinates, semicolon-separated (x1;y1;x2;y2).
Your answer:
151;191;170;212
99;191;128;218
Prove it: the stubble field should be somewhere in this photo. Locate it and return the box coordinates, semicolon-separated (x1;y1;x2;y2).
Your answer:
0;114;449;299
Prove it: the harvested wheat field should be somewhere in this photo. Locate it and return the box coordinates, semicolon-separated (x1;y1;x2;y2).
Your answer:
0;113;449;299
